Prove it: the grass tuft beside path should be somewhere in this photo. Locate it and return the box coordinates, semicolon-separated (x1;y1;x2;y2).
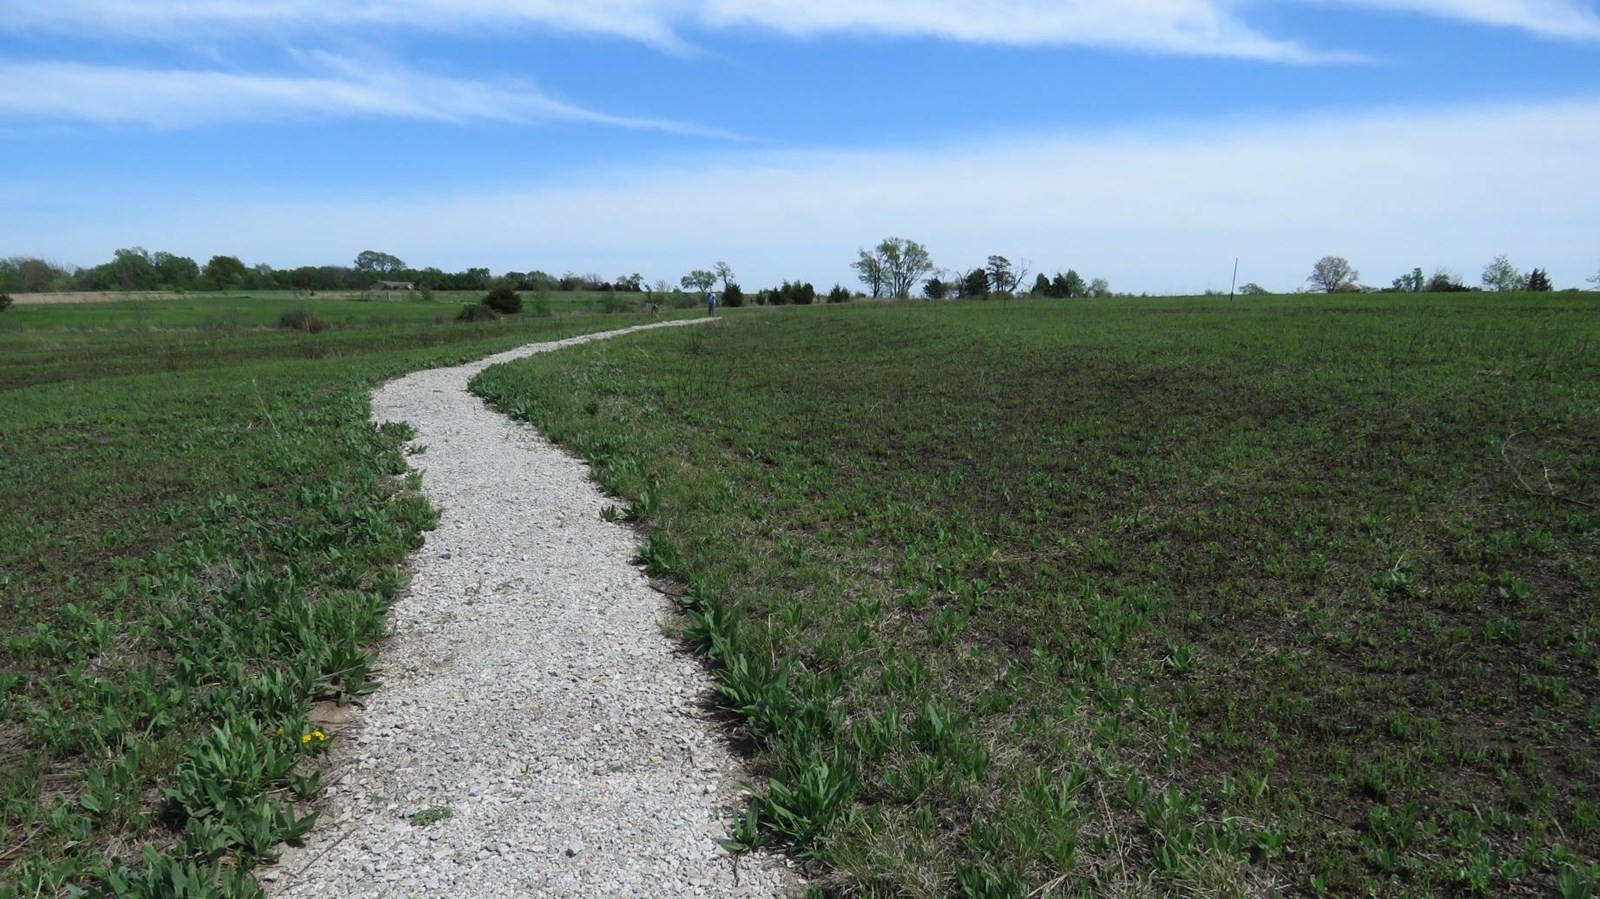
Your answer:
473;295;1599;897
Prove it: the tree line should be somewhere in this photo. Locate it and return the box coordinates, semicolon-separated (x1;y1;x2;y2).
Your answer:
849;238;1112;300
13;245;1591;303
0;249;667;296
1300;254;1585;294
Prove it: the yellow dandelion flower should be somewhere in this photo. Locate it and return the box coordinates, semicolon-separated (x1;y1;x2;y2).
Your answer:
300;734;312;744
313;731;327;741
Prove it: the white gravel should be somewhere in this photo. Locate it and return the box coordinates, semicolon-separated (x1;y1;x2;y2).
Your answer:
268;321;798;898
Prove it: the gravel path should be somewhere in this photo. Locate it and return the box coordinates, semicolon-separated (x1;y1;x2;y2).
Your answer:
268;321;798;898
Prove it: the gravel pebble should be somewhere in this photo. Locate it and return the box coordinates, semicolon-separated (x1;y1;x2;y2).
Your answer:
270;322;798;898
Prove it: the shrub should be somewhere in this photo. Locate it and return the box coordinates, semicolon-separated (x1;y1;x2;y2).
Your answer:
827;285;851;304
599;291;627;314
723;284;744;308
277;306;327;333
483;286;522;314
455;303;501;323
527;290;553;317
0;293;12;311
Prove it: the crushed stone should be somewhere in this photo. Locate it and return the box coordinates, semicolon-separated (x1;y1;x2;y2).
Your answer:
269;321;798;898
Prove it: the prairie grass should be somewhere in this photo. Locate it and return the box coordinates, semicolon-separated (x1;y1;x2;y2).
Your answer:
474;294;1600;897
0;304;664;896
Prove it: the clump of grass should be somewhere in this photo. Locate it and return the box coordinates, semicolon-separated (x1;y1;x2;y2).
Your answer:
473;294;1600;896
277;305;327;333
410;806;453;828
455;303;501;323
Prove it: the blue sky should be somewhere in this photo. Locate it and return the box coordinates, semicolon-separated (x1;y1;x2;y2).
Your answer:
2;1;1598;294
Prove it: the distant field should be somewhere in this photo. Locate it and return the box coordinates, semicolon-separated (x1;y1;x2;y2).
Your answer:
0;292;688;391
0;298;680;895
474;294;1600;897
0;289;663;327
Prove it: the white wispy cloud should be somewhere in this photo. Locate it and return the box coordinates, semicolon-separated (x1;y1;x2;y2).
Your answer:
0;54;736;135
4;1;1598;58
15;98;1599;293
0;0;1329;61
1298;0;1600;40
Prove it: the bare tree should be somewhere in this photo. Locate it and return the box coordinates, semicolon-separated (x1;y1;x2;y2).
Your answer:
1307;255;1359;293
1012;258;1033;295
714;261;735;292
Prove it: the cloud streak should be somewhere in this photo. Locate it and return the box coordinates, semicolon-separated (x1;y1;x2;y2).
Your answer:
1297;0;1600;40
5;1;1599;59
0;55;736;135
0;0;1331;62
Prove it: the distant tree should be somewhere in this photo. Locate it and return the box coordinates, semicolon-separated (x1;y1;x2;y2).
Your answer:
722;283;744;307
616;273;644;292
1525;268;1553;292
827;284;852;304
248;262;278;290
850;249;884;297
1588;266;1600;289
764;280;814;306
986;255;1014;294
1088;277;1111;297
1392;267;1425;293
98;247;159;291
681;269;718;293
1238;282;1270;295
1427;268;1469;292
881;238;934;299
354;250;406;276
1061;269;1087;298
923;277;949;300
961;268;990;297
1308;255;1359;293
1032;273;1051;295
1481;254;1526;292
0;293;12;311
853;238;934;299
1;257;74;293
203;255;249;290
713;262;735;292
153;252;200;288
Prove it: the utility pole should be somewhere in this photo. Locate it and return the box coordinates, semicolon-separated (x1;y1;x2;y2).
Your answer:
1229;258;1239;301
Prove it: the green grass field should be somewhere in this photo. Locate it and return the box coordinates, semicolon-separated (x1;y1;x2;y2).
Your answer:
0;289;666;331
472;294;1600;897
0;297;675;896
0;291;682;392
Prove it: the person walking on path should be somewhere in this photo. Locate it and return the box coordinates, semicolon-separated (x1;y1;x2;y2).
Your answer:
706;291;717;317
